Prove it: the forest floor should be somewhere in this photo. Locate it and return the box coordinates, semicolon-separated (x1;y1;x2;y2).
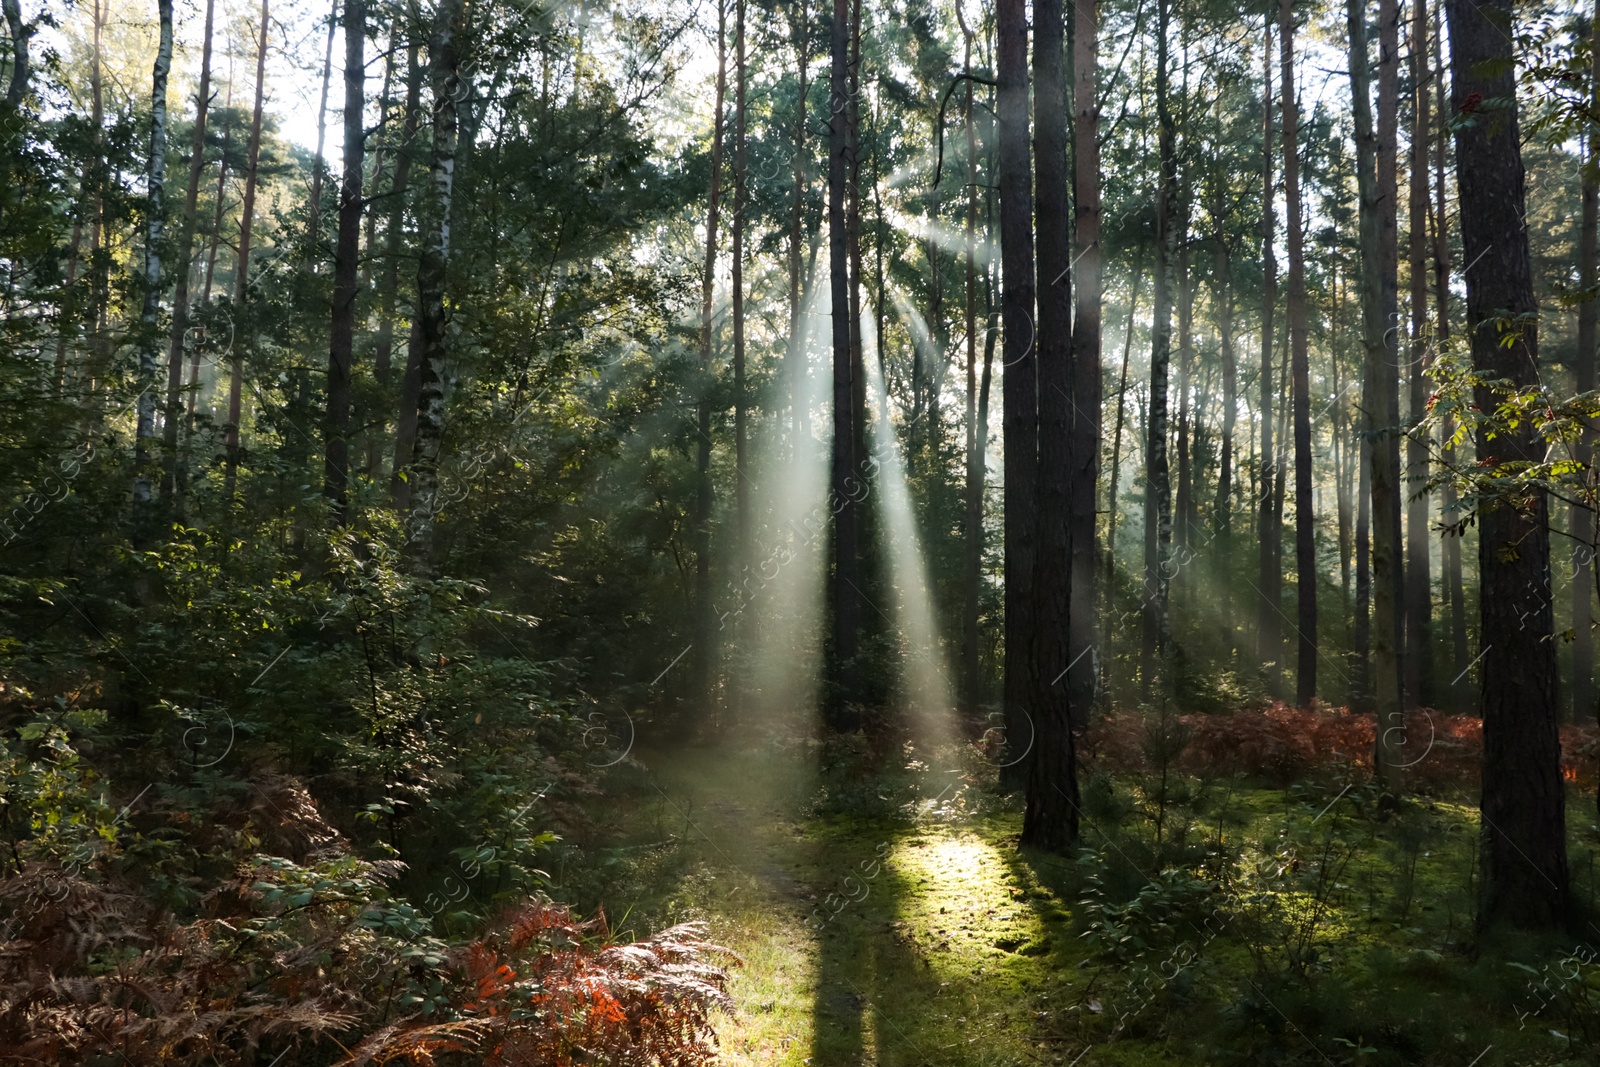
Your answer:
569;738;1600;1067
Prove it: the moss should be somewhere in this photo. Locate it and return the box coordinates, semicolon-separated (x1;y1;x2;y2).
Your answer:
582;747;1600;1066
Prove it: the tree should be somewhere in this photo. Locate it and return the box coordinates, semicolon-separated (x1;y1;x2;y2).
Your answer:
1257;17;1280;681
732;0;749;580
1281;0;1315;705
324;0;365;524
1350;0;1405;788
407;0;466;555
1573;4;1599;726
1023;0;1079;851
133;0;173;518
1141;0;1178;698
997;0;1036;782
1405;0;1434;709
957;0;983;714
1069;0;1102;734
829;0;862;725
225;0;271;501
1445;0;1570;930
161;0;217;506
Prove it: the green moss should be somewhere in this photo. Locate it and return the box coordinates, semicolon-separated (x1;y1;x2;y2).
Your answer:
580;748;1600;1066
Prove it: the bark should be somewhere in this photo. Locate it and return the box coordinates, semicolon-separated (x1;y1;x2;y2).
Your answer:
1141;0;1177;700
1106;256;1143;616
733;0;749;578
959;0;981;713
406;0;465;556
787;3;809;441
1435;0;1467;688
997;0;1036;783
2;0;30;109
225;0;271;500
1212;193;1236;537
160;0;216;505
1281;0;1316;706
694;0;725;720
306;1;338;254
1351;0;1405;786
1446;0;1569;929
1573;5;1599;729
828;0;861;725
0;0;34;235
1069;0;1102;729
1175;236;1192;559
133;0;174;525
191;83;232;422
1023;0;1079;851
1405;0;1434;709
1257;19;1281;679
324;0;365;523
378;29;423;481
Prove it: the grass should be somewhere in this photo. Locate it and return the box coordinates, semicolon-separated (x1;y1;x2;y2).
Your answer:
564;742;1600;1067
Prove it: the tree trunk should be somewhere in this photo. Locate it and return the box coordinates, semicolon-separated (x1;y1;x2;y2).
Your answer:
0;0;35;236
1141;0;1177;701
133;0;174;518
161;0;216;506
225;0;271;500
1405;0;1434;710
1069;0;1102;730
1573;6;1599;730
1175;236;1192;562
1435;0;1467;692
697;0;729;726
1023;0;1079;851
732;0;748;578
1280;0;1316;706
1;0;30;109
377;28;423;482
1106;254;1143;617
997;0;1036;783
787;3;809;442
828;0;861;726
1212;214;1236;622
1351;0;1406;787
191;84;232;423
959;0;982;714
406;0;465;557
1446;0;1570;929
306;1;338;255
1257;18;1280;680
324;0;364;524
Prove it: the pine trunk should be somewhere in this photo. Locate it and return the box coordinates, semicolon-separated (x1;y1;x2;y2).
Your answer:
998;0;1036;783
828;0;862;726
1446;0;1570;929
959;0;982;714
1023;0;1079;851
133;0;174;517
1257;20;1280;680
1281;0;1316;706
1405;0;1434;710
732;0;749;580
324;0;364;523
1141;0;1177;700
1352;0;1406;788
160;0;215;505
225;0;270;500
1572;7;1599;730
1069;0;1102;729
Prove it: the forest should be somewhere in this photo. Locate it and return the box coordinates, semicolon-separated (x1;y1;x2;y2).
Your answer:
2;0;1600;1062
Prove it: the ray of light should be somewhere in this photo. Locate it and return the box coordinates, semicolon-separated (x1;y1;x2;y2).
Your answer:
861;315;962;768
